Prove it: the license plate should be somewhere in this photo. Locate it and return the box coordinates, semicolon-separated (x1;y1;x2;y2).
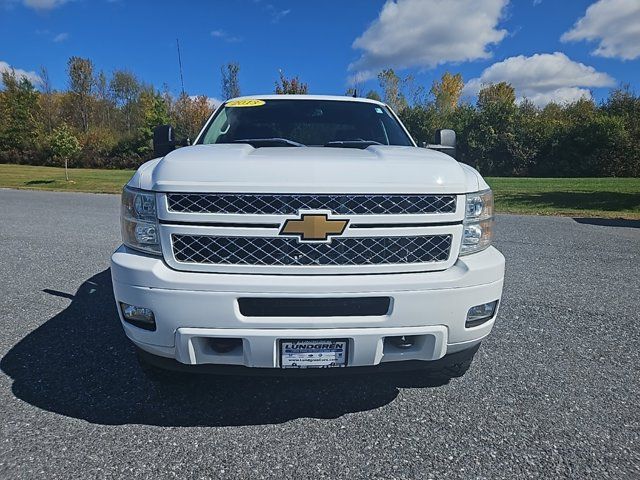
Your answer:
280;339;348;369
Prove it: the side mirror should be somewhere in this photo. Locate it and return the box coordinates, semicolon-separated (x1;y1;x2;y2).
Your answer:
425;129;456;158
153;125;176;157
435;129;456;149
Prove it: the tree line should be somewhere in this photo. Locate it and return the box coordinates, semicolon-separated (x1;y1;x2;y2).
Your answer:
0;57;638;176
377;69;639;177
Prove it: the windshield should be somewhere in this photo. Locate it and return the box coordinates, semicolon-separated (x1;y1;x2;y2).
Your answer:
197;99;414;148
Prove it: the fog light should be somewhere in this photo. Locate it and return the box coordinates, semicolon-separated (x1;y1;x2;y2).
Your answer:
120;302;156;331
466;300;498;328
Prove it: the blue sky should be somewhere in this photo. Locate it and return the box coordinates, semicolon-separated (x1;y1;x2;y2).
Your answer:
1;0;639;106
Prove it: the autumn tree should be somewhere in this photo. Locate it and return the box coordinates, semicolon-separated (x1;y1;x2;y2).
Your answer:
477;82;516;108
275;70;308;94
221;62;241;100
67;56;94;132
171;94;214;141
110;70;141;134
430;72;464;112
378;69;407;113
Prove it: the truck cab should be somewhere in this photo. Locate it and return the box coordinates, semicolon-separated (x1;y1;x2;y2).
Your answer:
111;95;504;379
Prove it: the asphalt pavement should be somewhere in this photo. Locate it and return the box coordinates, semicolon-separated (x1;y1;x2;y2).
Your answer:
0;188;638;479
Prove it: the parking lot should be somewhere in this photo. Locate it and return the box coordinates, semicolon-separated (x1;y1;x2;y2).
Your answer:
0;188;638;479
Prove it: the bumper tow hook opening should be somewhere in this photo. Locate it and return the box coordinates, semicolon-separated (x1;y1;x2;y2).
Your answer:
209;338;242;354
389;335;415;349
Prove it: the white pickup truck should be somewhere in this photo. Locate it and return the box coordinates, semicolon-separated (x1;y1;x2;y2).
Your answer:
110;95;505;380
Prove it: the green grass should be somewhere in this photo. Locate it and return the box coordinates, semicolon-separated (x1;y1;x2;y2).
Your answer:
0;164;134;194
486;177;640;219
1;164;638;219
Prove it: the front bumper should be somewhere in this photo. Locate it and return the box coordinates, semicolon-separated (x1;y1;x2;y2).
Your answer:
111;245;505;369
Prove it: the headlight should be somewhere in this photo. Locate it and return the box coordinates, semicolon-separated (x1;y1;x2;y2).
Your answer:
121;186;161;255
460;189;494;255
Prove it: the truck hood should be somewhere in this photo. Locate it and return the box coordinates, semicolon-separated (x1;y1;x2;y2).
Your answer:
134;144;481;194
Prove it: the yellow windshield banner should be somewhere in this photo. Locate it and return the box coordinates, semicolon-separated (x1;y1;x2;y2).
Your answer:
226;99;266;107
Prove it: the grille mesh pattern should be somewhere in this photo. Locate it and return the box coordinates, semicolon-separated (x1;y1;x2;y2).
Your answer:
172;234;452;266
167;193;456;215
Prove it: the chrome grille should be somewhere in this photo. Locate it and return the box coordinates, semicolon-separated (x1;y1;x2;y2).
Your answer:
167;193;456;215
171;234;452;266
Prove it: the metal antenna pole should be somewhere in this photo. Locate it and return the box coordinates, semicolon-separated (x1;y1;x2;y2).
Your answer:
176;38;185;97
176;38;191;145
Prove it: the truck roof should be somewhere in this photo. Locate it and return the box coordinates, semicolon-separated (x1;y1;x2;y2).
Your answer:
224;94;386;106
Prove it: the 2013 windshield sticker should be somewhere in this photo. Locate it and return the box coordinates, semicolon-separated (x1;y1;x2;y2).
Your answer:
226;99;266;107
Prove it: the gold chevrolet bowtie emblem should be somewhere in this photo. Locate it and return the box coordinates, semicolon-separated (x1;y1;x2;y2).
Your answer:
280;213;349;242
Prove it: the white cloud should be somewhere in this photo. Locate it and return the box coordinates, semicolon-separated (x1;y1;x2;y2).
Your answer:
262;4;290;23
561;0;640;60
53;32;68;42
0;60;42;85
271;8;290;22
349;0;508;79
2;0;69;10
523;87;593;106
463;52;615;106
210;29;242;43
23;0;68;10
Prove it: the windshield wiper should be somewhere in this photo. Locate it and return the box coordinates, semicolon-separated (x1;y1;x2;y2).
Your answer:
231;138;306;147
324;140;382;149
